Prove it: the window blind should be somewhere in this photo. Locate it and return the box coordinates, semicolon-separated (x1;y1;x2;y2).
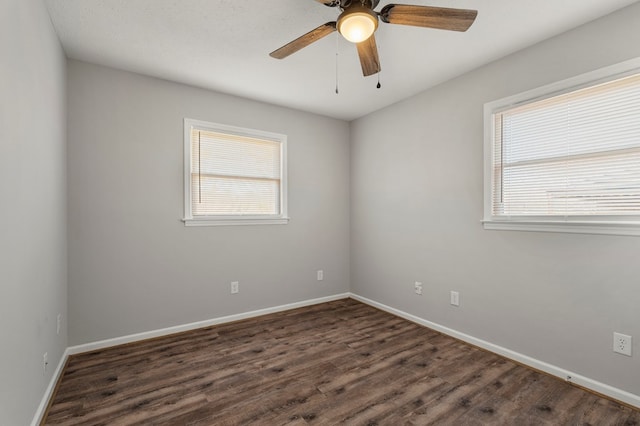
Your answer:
190;128;282;216
492;72;640;217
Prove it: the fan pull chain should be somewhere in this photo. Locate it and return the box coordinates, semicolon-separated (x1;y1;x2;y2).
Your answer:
335;33;339;94
376;38;382;89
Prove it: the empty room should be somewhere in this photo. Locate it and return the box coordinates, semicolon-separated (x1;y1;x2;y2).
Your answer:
2;0;640;424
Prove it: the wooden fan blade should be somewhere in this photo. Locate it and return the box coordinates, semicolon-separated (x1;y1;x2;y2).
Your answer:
270;22;336;59
380;4;477;32
356;34;381;76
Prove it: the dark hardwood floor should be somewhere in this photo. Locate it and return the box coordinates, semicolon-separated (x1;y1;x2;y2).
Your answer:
44;299;640;425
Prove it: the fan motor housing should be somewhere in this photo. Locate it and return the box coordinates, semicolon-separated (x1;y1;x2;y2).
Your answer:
339;0;380;10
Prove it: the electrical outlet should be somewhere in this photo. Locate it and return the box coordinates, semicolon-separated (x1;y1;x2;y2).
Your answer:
43;352;48;374
450;291;460;307
230;281;239;294
57;314;62;335
613;332;632;356
414;281;423;295
317;270;323;281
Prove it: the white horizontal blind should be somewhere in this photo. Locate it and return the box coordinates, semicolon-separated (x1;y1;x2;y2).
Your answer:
493;72;640;217
191;128;282;216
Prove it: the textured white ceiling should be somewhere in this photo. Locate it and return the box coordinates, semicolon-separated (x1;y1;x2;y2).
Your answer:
45;0;638;121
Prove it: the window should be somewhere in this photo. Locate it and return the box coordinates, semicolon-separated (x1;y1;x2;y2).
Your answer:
484;59;640;236
183;119;288;226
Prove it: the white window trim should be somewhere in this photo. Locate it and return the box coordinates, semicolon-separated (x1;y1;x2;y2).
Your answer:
483;57;640;236
182;118;289;227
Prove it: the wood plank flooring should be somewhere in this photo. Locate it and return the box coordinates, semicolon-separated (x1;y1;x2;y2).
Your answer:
43;299;640;425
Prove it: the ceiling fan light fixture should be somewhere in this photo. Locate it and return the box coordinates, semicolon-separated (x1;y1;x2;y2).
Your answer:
337;7;378;43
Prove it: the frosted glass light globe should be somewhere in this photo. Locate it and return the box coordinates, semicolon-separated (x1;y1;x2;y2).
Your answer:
338;10;378;43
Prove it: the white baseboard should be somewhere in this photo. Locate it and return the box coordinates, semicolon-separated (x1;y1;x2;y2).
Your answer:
31;347;70;426
349;293;640;409
67;292;350;355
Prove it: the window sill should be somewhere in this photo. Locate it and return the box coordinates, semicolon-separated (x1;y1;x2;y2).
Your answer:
183;217;290;227
482;219;640;236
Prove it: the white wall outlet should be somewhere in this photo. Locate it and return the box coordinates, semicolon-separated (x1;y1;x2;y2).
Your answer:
43;352;48;374
317;270;323;281
57;314;62;335
414;281;423;295
613;332;632;356
230;281;239;294
450;291;460;307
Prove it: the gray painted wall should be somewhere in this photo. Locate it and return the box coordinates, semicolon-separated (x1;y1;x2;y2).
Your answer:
350;3;640;396
0;0;68;424
67;61;351;345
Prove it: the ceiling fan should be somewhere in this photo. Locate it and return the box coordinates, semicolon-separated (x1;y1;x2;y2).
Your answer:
270;0;478;77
